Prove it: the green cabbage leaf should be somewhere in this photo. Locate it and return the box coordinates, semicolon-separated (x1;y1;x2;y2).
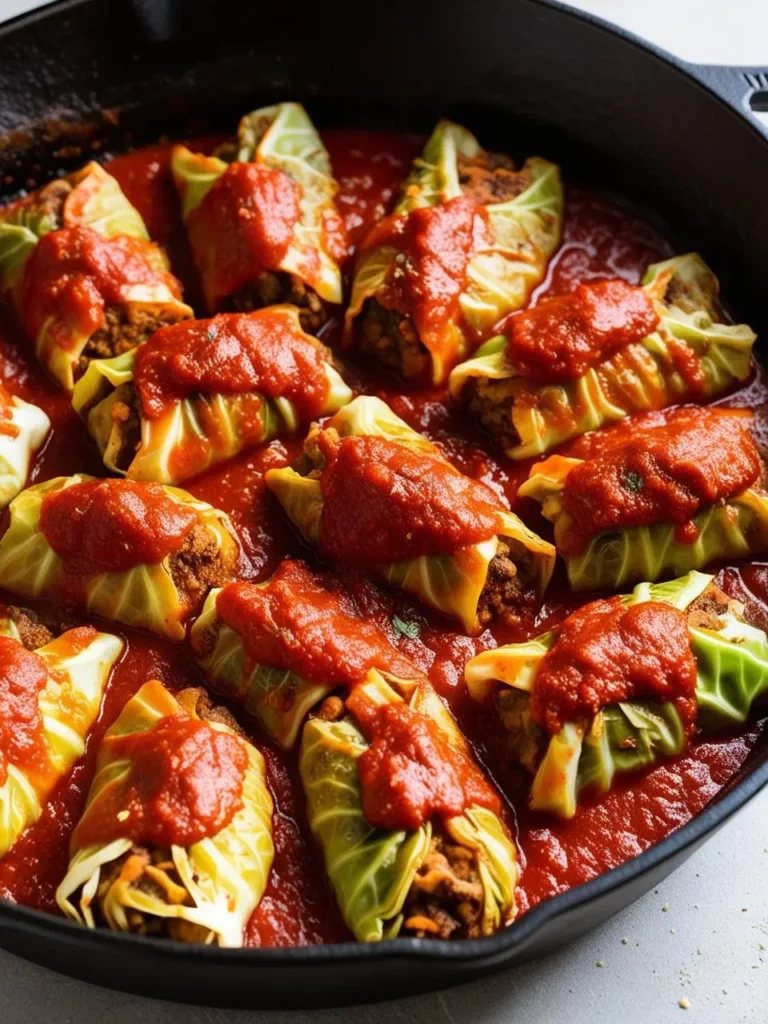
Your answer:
56;680;274;947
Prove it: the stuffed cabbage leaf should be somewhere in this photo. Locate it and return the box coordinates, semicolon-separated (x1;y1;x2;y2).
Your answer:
0;620;123;858
465;571;768;818
299;670;518;941
190;559;421;749
0;162;192;392
0;386;50;509
0;475;240;640
56;681;274;946
519;406;768;590
72;307;352;484
265;395;555;633
449;254;756;458
344;120;563;384
171;103;346;327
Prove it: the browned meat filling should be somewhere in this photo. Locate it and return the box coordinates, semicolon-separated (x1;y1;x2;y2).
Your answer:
168;523;239;612
107;384;142;472
222;271;327;335
3;604;81;649
496;687;546;774
457;151;532;206
34;177;72;229
356;298;430;381
76;307;175;379
476;540;534;629
314;694;346;722
686;583;741;631
464;376;520;452
402;834;486;939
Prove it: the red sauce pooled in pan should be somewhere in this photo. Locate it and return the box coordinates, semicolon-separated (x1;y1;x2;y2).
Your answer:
0;132;763;945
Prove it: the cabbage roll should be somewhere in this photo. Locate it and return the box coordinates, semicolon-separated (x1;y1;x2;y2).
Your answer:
0;475;240;640
56;681;274;946
171;103;347;328
466;571;768;818
0;614;122;858
300;669;518;941
191;559;421;749
449;254;756;458
72;307;352;484
0;385;49;509
343;120;563;384
520;405;768;591
0;162;192;392
266;396;555;633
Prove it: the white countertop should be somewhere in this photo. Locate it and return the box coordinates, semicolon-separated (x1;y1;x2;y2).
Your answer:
0;0;766;1020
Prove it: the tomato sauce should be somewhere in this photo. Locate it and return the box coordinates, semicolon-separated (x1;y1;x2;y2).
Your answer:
214;560;419;687
0;638;51;787
317;433;502;565
0;130;763;946
360;195;480;362
531;598;698;735
72;708;247;850
559;406;761;555
186;162;301;311
40;478;199;573
505;278;659;382
20;227;182;354
350;691;501;831
135;308;330;421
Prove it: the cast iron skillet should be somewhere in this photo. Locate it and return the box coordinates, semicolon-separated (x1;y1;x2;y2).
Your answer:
0;0;767;1008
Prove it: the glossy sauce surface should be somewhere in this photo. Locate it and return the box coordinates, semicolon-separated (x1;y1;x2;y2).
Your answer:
0;130;764;944
0;638;51;787
40;478;199;572
352;693;501;832
560;407;761;555
505;278;659;382
186;162;301;311
72;710;247;850
21;227;181;348
317;433;503;564
531;597;698;734
215;560;420;687
135;309;330;420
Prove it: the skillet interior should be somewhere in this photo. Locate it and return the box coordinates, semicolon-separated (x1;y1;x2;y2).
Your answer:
0;0;767;1008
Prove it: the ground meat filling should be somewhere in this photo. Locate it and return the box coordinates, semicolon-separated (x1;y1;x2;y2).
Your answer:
685;583;742;632
222;271;327;335
464;376;521;452
77;307;175;379
34;178;71;229
106;383;143;472
457;151;533;206
357;298;430;380
496;687;546;774
402;833;486;939
167;524;238;612
476;540;532;629
4;605;79;650
90;688;243;944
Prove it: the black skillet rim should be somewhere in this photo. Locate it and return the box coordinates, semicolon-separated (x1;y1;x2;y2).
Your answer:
0;0;766;970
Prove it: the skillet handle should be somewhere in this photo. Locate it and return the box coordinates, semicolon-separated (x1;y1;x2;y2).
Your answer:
685;63;768;135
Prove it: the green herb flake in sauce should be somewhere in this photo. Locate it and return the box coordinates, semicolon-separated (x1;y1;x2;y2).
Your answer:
392;615;420;640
